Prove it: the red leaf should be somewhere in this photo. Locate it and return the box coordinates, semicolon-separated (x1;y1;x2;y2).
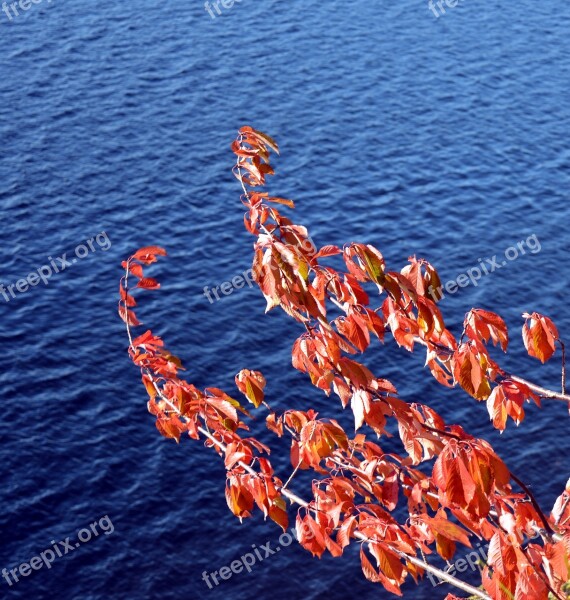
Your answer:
235;369;266;408
268;499;289;531
296;514;327;558
336;312;370;353
337;515;357;550
128;263;144;279
119;284;137;307
486;379;536;430
428;511;471;547
486;385;509;431
350;389;370;430
132;246;167;261
137;277;161;290
132;330;164;349
360;547;381;583
465;309;509;352
155;415;186;443
522;312;559;363
267;197;295;208
241;126;280;155
119;306;142;326
314;245;342;259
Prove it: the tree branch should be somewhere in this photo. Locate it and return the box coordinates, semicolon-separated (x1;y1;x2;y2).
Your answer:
560;341;566;395
509;375;570;403
142;364;491;600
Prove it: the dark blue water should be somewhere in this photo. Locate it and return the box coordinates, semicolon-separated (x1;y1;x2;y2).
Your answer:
1;1;569;598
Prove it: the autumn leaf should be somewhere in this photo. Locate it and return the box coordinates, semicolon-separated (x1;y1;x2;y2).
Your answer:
267;196;295;208
522;312;559;363
235;369;266;408
314;245;342;259
128;262;144;279
453;344;491;401
351;389;371;430
137;277;161;290
119;306;142;326
296;513;327;558
132;246;167;264
336;312;370;353
486;379;537;430
464;309;509;352
240;126;280;155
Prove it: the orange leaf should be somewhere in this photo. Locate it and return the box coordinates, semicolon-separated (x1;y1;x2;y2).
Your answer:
267;197;295;208
522;312;559;363
133;246;167;260
119;306;142;326
235;369;266;408
465;309;509;352
137;277;161;290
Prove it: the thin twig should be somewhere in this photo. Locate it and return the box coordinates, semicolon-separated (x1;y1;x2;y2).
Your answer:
412;335;570;403
560;341;566;395
508;471;554;537
393;551;491;599
509;375;570;403
282;461;302;491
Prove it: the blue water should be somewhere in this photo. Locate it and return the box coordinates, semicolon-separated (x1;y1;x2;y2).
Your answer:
1;1;569;598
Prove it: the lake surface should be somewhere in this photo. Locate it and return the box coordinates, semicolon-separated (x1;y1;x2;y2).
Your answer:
0;0;569;598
